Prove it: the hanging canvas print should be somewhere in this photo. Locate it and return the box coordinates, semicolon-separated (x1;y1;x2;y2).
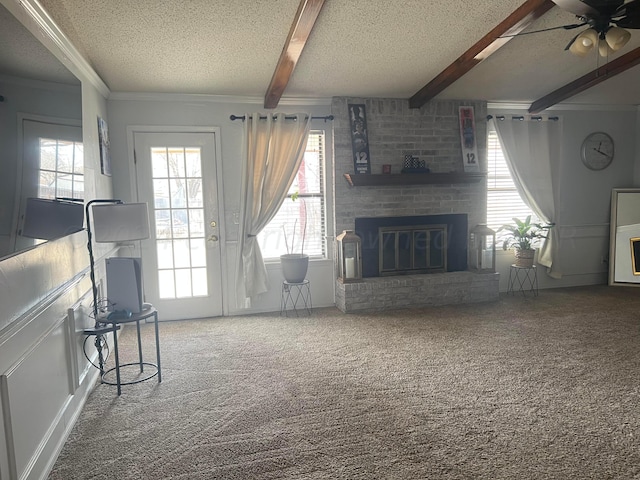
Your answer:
348;104;371;174
459;106;479;172
97;116;112;176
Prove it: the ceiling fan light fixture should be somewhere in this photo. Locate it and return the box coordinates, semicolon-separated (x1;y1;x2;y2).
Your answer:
605;27;631;51
599;39;614;56
569;28;598;56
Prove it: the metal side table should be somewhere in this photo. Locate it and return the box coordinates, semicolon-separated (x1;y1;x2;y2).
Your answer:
101;305;161;395
507;264;538;297
281;280;312;316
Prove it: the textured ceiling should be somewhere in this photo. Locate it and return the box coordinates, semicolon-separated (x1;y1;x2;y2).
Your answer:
6;0;640;107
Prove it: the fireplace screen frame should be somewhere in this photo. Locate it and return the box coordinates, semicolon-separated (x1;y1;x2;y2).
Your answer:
378;225;447;276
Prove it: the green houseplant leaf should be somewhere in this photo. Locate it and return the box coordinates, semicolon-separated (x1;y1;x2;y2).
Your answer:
497;215;554;251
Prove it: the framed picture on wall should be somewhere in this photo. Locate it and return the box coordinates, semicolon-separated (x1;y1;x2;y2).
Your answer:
459;106;479;172
97;116;112;176
348;104;371;174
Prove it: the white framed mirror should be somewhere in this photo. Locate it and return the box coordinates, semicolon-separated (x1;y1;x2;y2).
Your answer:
0;1;83;258
609;188;640;286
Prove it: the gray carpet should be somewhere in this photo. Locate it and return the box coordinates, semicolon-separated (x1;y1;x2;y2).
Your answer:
49;286;640;479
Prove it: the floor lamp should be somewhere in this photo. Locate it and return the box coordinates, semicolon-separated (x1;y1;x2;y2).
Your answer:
84;199;150;373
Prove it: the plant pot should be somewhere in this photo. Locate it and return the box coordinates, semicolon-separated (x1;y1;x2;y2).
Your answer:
514;248;535;268
280;253;309;283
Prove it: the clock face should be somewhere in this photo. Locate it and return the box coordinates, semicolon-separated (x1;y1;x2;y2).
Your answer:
581;132;614;171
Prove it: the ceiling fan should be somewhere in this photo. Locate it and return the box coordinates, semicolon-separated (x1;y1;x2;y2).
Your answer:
552;0;640;56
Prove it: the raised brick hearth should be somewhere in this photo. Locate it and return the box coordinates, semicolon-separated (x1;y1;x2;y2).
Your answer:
335;272;499;313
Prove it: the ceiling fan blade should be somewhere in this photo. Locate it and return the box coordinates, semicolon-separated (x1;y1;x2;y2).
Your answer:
552;0;601;16
564;31;582;49
613;0;640;28
612;0;640;16
553;0;628;18
563;21;589;29
581;0;625;16
614;15;640;27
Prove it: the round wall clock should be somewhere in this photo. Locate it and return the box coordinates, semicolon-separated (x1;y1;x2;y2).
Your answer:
581;132;614;170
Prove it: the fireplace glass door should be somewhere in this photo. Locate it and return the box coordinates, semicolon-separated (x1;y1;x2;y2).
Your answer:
379;225;447;275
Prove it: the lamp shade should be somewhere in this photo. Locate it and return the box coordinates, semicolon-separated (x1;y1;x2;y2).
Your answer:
91;202;150;242
569;28;598;56
605;27;631;51
22;197;84;240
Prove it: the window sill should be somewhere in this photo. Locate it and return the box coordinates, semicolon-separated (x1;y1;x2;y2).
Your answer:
264;256;331;265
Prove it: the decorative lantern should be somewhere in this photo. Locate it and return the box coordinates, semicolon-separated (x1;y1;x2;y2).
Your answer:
469;224;496;273
336;230;362;282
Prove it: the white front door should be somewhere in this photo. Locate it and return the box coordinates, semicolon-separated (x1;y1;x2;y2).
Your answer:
134;132;223;320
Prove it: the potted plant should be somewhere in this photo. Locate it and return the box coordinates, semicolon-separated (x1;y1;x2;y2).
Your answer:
280;192;309;283
497;215;553;268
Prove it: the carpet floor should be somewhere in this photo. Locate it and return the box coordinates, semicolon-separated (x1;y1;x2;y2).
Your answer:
49;285;640;479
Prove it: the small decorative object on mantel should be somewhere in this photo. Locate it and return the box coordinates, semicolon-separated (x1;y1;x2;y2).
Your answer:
401;155;429;174
348;104;371;174
382;164;391;174
459;106;479;173
336;230;362;283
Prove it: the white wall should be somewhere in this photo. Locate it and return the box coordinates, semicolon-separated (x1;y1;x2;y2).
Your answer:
488;105;639;291
107;95;336;316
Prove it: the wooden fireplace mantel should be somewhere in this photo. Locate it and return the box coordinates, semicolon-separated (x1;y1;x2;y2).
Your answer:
343;172;486;187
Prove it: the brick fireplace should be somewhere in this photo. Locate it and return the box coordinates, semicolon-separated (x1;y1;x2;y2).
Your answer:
332;97;499;312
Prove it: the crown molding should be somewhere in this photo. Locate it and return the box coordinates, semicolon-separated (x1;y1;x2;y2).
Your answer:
488;102;637;112
2;0;110;98
108;91;331;106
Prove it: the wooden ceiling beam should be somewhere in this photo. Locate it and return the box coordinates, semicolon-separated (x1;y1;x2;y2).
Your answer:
264;0;326;109
529;47;640;113
409;0;556;109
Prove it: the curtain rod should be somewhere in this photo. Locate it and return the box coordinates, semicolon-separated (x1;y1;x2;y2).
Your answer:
229;114;334;122
487;115;559;121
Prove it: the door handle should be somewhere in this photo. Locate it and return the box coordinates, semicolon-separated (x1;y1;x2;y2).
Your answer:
208;235;219;242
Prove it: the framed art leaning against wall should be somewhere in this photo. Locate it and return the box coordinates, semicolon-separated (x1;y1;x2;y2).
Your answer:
609;188;640;286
